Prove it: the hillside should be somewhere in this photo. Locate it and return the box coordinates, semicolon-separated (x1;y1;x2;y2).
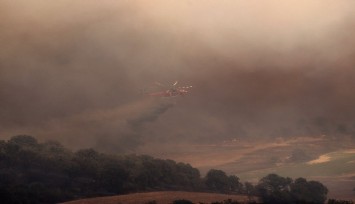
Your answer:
138;136;355;200
62;191;253;204
0;135;248;203
0;135;342;203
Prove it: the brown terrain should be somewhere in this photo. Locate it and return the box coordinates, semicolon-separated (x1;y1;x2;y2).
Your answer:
62;191;254;204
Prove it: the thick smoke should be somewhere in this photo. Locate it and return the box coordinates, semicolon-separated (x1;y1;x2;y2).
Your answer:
127;102;174;130
1;98;174;151
1;0;355;150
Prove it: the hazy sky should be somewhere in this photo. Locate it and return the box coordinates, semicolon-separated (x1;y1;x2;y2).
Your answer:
1;0;355;151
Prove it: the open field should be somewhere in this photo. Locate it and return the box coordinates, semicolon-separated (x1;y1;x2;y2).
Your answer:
62;191;253;204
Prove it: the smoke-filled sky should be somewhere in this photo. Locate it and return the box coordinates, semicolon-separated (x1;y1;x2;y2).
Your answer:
1;0;355;151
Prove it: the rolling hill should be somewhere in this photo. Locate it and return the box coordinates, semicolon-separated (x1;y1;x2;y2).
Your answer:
62;191;254;204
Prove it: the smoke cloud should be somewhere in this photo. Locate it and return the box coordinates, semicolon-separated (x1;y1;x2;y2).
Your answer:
1;0;355;151
1;98;174;151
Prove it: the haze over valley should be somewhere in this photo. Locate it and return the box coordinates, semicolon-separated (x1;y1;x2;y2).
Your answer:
1;0;355;201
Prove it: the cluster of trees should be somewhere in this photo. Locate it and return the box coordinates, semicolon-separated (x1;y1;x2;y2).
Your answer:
256;174;328;204
0;135;331;204
0;135;238;203
205;169;243;193
327;199;354;204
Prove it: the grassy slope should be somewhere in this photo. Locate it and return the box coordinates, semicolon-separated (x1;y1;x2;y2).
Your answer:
62;191;253;204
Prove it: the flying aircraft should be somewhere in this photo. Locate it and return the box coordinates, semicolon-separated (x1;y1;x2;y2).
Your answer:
147;81;192;97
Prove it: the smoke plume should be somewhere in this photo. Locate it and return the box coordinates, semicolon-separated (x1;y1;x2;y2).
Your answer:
1;0;355;150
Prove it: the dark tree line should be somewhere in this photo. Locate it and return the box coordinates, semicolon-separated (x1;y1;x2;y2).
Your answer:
0;135;204;203
204;169;243;193
0;135;331;204
256;174;328;204
1;135;235;203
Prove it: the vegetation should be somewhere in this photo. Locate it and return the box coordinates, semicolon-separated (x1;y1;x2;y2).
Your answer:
145;200;158;204
211;198;241;204
205;169;242;193
172;199;194;204
0;135;203;203
256;174;328;204
327;199;354;204
0;135;332;204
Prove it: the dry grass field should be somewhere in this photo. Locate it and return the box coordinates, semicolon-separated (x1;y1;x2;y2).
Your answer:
62;191;253;204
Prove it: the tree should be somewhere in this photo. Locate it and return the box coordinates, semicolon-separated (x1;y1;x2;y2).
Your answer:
228;175;242;193
256;174;292;204
205;170;242;193
2;135;330;204
291;178;328;204
328;199;354;204
8;135;39;147
257;174;328;204
244;182;256;201
205;169;230;192
99;158;129;193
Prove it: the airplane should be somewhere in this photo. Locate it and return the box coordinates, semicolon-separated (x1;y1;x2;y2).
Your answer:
147;81;192;97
